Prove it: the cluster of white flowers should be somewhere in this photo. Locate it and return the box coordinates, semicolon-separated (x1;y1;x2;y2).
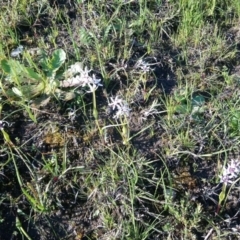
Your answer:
219;159;240;184
61;62;102;92
134;59;151;73
108;96;131;119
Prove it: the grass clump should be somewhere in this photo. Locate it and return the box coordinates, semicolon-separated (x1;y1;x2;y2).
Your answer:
0;0;240;239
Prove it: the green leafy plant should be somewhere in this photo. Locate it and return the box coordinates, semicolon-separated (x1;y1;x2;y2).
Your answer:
175;92;206;121
228;110;240;136
1;48;66;101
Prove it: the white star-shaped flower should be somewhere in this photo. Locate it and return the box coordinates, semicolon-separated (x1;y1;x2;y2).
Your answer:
108;96;131;119
108;96;124;110
219;159;240;184
86;75;103;93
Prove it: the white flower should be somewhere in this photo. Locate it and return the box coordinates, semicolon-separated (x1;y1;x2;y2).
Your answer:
108;96;124;110
86;74;103;93
114;104;131;119
73;66;93;88
108;96;131;119
134;59;151;72
219;159;240;184
61;64;102;92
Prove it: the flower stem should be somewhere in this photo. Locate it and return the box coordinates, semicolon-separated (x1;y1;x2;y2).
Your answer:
121;117;129;145
92;90;103;135
218;183;226;213
92;90;98;120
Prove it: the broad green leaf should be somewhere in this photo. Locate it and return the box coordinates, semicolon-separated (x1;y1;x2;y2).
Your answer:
39;57;49;72
192;94;205;107
1;59;11;74
229;116;239;128
229;111;240;135
25;67;42;81
50;49;66;72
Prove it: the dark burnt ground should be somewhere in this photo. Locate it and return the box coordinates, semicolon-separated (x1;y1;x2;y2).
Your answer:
0;0;240;239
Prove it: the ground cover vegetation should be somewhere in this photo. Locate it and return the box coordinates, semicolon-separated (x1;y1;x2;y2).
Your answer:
0;0;240;239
